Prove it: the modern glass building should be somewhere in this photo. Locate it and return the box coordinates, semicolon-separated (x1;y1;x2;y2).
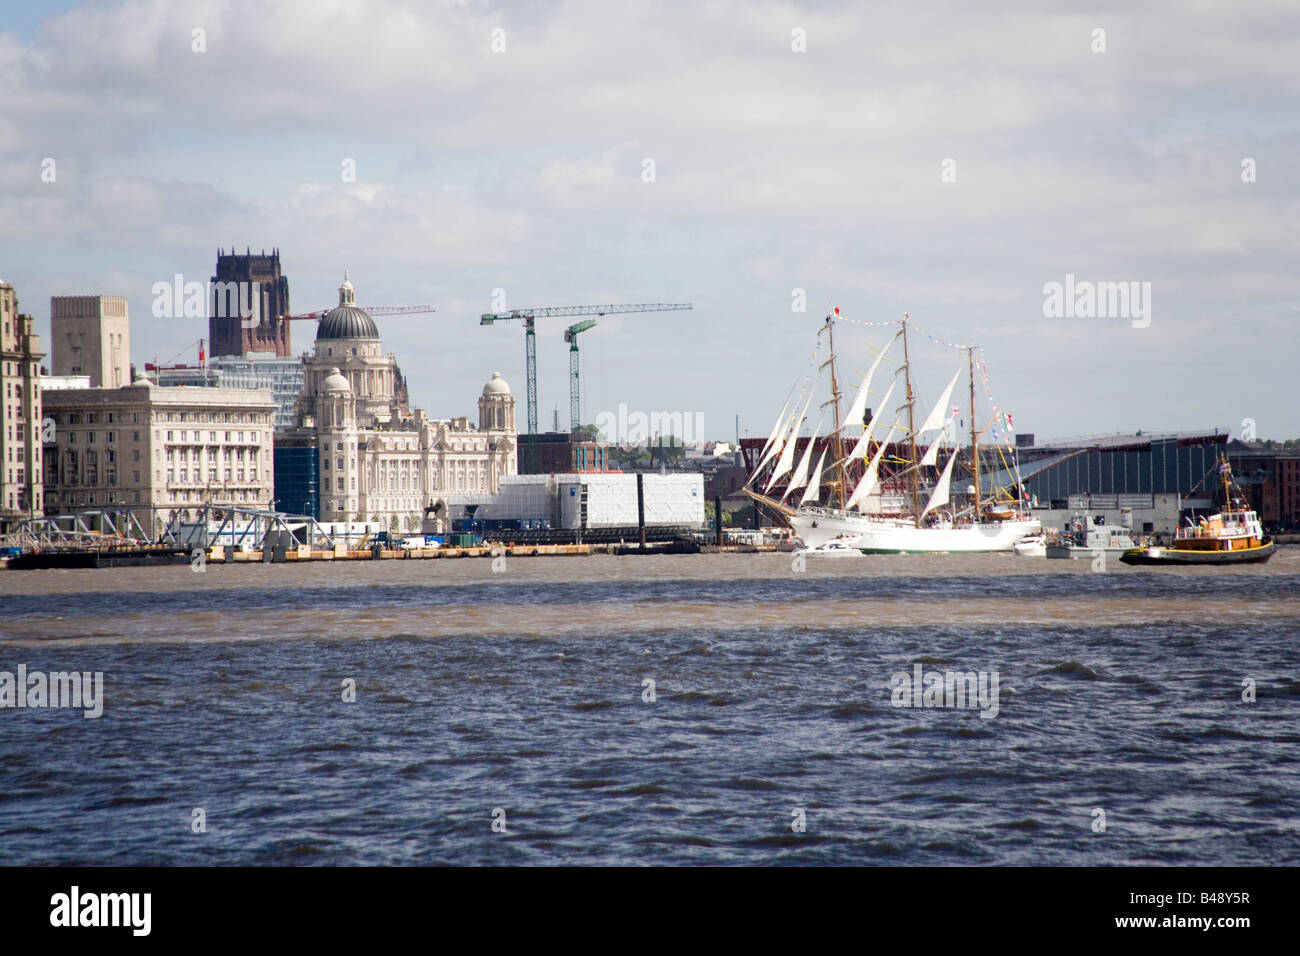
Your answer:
156;355;305;430
273;443;319;519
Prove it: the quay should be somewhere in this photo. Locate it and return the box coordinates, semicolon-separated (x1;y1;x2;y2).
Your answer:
1;540;795;569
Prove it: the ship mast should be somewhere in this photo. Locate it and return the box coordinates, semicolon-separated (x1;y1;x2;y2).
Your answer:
901;313;921;526
820;308;848;510
968;346;981;522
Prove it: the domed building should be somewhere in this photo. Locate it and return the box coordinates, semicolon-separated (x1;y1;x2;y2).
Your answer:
286;274;517;532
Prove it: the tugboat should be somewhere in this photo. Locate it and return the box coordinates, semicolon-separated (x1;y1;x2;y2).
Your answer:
1120;456;1276;566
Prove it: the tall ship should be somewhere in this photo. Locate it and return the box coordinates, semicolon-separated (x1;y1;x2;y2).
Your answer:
744;309;1039;553
1120;457;1276;566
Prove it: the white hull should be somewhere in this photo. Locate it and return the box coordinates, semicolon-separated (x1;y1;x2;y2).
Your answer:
1045;545;1135;560
790;509;1040;553
794;542;863;558
1013;536;1047;557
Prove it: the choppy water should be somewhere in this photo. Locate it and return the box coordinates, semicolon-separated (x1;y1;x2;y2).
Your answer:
2;551;1298;865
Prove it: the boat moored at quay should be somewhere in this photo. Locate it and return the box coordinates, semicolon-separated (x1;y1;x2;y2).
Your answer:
745;308;1039;554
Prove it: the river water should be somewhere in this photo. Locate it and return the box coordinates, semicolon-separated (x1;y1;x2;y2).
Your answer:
2;551;1298;865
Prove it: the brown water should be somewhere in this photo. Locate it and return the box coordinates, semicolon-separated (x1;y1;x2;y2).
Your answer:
2;550;1298;866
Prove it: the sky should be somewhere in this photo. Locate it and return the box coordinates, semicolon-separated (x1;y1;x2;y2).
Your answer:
1;0;1297;445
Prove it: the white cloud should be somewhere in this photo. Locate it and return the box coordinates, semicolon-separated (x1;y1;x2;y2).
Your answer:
0;0;1298;438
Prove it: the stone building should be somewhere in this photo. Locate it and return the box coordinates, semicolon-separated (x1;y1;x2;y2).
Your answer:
1;278;45;528
209;248;292;357
285;275;517;532
50;294;130;388
42;381;276;533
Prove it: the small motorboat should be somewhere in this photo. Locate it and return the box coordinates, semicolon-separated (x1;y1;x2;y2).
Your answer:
1012;532;1046;557
794;538;864;558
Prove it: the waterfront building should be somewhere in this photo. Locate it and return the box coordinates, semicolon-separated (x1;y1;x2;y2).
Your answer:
0;279;45;528
155;354;305;430
1225;441;1300;528
209;248;291;357
279;275;517;532
517;432;611;474
40;374;92;390
50;294;130;388
1011;431;1229;505
42;380;276;534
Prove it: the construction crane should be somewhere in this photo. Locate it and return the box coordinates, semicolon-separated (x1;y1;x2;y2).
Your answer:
564;319;597;435
479;303;693;441
279;304;435;323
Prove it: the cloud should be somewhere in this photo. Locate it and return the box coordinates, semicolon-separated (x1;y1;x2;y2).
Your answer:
0;0;1298;438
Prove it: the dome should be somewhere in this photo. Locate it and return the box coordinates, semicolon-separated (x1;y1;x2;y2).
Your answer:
482;371;511;397
323;367;351;393
316;271;379;340
317;305;379;340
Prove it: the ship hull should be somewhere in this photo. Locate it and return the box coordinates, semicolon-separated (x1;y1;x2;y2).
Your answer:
1119;539;1276;566
1046;545;1137;560
790;511;1040;553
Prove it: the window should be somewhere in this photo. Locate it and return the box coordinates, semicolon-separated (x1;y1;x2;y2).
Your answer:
337;477;344;490
87;432;95;443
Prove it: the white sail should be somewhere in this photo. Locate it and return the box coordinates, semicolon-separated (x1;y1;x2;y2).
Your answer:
782;416;824;501
755;390;807;481
843;380;896;464
918;412;953;468
757;394;793;464
841;338;894;432
845;423;898;511
916;368;962;436
763;392;813;493
799;448;827;505
920;451;957;520
753;402;793;477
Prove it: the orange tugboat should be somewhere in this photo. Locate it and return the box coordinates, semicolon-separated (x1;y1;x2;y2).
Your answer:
1120;456;1276;566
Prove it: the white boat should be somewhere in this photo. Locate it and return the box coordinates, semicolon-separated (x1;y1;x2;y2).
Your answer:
747;309;1039;554
1012;531;1047;557
793;538;864;558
